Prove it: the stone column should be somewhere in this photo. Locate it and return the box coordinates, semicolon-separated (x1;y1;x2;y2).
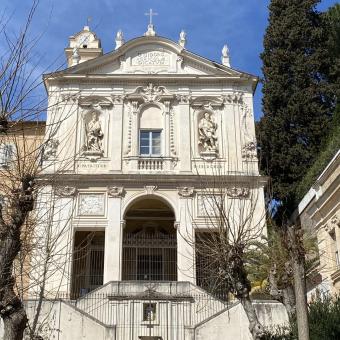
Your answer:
177;187;195;284
104;187;124;283
177;96;192;173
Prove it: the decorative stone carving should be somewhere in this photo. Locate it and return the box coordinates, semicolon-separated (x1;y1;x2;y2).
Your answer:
222;92;243;104
221;44;230;67
178;187;195;198
78;193;105;216
107;186;124;198
79;96;113;109
176;94;191;104
43;138;59;160
170;108;177;156
124;103;133;156
178;30;186;48
174;221;180;230
331;214;340;227
83;110;104;159
144;185;157;195
198;111;218;159
115;30;124;49
241;142;257;161
226;187;250;199
55;186;77;197
129;83;172;103
111;94;125;104
197;194;222;217
61;93;80;103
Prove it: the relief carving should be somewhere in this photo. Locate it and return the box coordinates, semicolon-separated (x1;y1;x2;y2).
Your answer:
170;108;177;156
178;187;195;198
226;187;250;199
42;138;59;160
242;142;258;161
55;186;77;197
129;83;172;103
78;194;105;216
107;186;125;198
176;94;191;104
144;186;157;195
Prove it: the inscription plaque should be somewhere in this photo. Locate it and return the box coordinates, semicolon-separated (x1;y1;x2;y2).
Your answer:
132;51;170;66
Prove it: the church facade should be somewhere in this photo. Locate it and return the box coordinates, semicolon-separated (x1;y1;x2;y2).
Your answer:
20;23;287;340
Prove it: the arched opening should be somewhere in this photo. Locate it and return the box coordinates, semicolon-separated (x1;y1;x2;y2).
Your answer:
122;197;177;281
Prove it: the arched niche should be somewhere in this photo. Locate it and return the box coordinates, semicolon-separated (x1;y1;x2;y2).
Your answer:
196;109;219;159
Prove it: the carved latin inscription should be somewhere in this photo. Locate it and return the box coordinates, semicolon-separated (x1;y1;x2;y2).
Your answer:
132;51;170;66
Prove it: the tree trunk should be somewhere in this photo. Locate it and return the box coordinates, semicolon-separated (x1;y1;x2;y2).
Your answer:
240;295;264;339
282;285;296;318
232;258;264;340
269;264;296;318
292;255;309;340
3;305;27;340
288;226;310;340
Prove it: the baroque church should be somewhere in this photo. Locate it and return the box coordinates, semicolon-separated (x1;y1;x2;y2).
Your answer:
18;19;287;340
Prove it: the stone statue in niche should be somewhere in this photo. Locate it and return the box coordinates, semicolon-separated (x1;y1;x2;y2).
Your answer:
198;111;218;158
83;110;104;159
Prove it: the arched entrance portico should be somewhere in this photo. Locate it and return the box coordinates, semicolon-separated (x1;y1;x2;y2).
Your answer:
122;197;177;281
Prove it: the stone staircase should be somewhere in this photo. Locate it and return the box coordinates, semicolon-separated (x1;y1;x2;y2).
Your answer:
16;282;288;340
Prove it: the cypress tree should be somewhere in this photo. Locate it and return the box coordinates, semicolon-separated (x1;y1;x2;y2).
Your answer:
257;0;335;215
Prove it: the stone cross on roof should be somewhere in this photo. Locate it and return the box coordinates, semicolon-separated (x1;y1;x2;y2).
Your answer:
144;9;158;36
145;9;158;25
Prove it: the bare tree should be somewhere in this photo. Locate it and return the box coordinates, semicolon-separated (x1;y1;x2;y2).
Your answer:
0;3;80;338
180;165;268;339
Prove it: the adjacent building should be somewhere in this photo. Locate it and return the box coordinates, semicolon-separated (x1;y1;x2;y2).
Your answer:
297;150;340;298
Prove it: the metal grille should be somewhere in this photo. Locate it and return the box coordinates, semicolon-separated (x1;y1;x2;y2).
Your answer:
122;230;177;281
195;232;229;300
71;231;104;299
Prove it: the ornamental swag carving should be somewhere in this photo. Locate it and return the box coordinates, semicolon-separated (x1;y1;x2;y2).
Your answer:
226;187;250;198
55;186;77;197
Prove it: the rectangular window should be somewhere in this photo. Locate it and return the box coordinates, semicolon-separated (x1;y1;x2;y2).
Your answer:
139;130;161;156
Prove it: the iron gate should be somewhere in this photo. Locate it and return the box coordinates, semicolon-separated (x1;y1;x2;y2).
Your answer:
122;229;177;281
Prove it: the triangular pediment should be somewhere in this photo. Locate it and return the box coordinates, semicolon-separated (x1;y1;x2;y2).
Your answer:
57;36;252;79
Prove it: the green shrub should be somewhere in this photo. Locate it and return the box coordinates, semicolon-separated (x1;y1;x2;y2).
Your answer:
261;295;340;340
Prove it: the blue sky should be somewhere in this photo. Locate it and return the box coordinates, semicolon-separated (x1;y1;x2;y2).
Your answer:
2;0;338;120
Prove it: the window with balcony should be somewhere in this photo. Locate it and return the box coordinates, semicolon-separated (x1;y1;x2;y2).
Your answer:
139;130;161;156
